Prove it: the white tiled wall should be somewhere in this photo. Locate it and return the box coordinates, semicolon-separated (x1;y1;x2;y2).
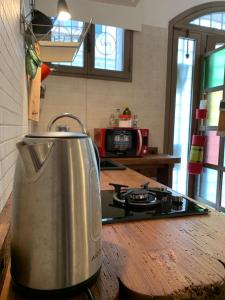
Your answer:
0;0;28;211
35;25;168;152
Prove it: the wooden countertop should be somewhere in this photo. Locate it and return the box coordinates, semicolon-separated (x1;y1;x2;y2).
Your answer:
1;169;225;299
101;169;225;298
101;167;162;191
110;154;181;166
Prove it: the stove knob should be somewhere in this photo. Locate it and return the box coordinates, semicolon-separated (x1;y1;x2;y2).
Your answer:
160;196;172;212
171;194;183;204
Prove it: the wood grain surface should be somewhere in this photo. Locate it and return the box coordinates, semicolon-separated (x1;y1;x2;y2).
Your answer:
0;201;11;294
1;169;225;299
102;212;225;299
110;154;180;187
111;154;181;166
101;170;225;298
28;67;41;122
100;168;161;191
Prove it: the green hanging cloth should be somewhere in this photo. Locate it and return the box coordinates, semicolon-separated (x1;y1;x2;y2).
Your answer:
26;44;42;79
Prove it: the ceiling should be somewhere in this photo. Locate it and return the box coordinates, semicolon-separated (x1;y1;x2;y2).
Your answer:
89;0;141;7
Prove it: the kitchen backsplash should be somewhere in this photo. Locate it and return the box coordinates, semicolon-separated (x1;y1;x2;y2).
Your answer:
0;0;28;212
0;4;167;213
33;24;168;152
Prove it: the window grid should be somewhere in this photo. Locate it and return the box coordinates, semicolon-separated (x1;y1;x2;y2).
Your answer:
51;20;85;67
48;19;131;81
94;25;124;72
190;12;225;30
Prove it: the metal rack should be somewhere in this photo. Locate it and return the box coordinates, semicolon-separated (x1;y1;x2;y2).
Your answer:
20;2;92;62
34;20;92;62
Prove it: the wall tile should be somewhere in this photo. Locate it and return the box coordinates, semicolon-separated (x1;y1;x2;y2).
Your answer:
35;25;168;152
0;0;28;212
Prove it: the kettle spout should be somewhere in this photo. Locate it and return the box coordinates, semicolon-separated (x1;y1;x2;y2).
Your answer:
17;141;54;177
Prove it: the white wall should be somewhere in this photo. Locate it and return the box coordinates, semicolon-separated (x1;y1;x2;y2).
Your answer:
142;0;225;28
0;0;28;211
36;0;144;30
34;24;168;152
36;0;225;30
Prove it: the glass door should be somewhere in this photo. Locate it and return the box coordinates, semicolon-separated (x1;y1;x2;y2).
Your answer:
172;37;196;194
171;31;201;195
196;46;225;210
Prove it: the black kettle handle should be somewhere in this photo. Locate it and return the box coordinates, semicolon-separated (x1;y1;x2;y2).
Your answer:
93;143;100;179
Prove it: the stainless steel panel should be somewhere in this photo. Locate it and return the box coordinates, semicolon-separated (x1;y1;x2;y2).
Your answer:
11;136;101;290
26;132;87;138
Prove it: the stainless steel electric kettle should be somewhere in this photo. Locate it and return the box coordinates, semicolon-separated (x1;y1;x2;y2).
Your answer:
11;113;102;292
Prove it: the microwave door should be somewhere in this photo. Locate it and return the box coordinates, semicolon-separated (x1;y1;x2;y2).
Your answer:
105;130;135;156
114;134;129;155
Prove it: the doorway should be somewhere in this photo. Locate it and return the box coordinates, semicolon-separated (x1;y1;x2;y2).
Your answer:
164;2;225;202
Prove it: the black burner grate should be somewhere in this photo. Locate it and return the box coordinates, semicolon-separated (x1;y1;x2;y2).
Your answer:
101;183;209;224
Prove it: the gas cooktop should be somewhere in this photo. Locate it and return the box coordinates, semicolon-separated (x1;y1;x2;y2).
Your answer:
101;182;209;224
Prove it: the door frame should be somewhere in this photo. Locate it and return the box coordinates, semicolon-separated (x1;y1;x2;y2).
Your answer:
164;2;225;197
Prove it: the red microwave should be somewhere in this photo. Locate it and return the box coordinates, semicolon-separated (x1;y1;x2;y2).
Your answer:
94;128;149;157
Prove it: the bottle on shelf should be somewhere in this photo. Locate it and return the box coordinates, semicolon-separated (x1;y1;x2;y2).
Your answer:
119;107;132;128
109;113;116;128
132;114;138;128
115;108;121;127
123;107;132;115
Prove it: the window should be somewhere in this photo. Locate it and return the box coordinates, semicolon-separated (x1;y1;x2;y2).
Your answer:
190;12;225;30
51;20;85;68
94;24;124;72
50;20;133;81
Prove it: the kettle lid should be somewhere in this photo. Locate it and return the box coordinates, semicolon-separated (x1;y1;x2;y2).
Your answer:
28;113;89;138
26;132;88;138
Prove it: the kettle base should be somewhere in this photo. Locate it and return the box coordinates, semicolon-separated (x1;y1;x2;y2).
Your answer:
11;268;101;299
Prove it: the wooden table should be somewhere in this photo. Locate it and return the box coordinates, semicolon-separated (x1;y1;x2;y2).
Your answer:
111;154;180;187
1;169;225;299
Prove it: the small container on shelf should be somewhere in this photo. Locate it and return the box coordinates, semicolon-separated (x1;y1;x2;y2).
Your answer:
118;114;132;127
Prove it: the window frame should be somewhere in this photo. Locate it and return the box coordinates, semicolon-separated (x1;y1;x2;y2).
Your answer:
50;24;133;82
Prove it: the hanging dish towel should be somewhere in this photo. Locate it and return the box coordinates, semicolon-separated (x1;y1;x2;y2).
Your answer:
188;135;206;175
188;102;207;175
26;43;42;79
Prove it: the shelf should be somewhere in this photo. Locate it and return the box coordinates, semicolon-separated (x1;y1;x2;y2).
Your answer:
21;7;92;63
